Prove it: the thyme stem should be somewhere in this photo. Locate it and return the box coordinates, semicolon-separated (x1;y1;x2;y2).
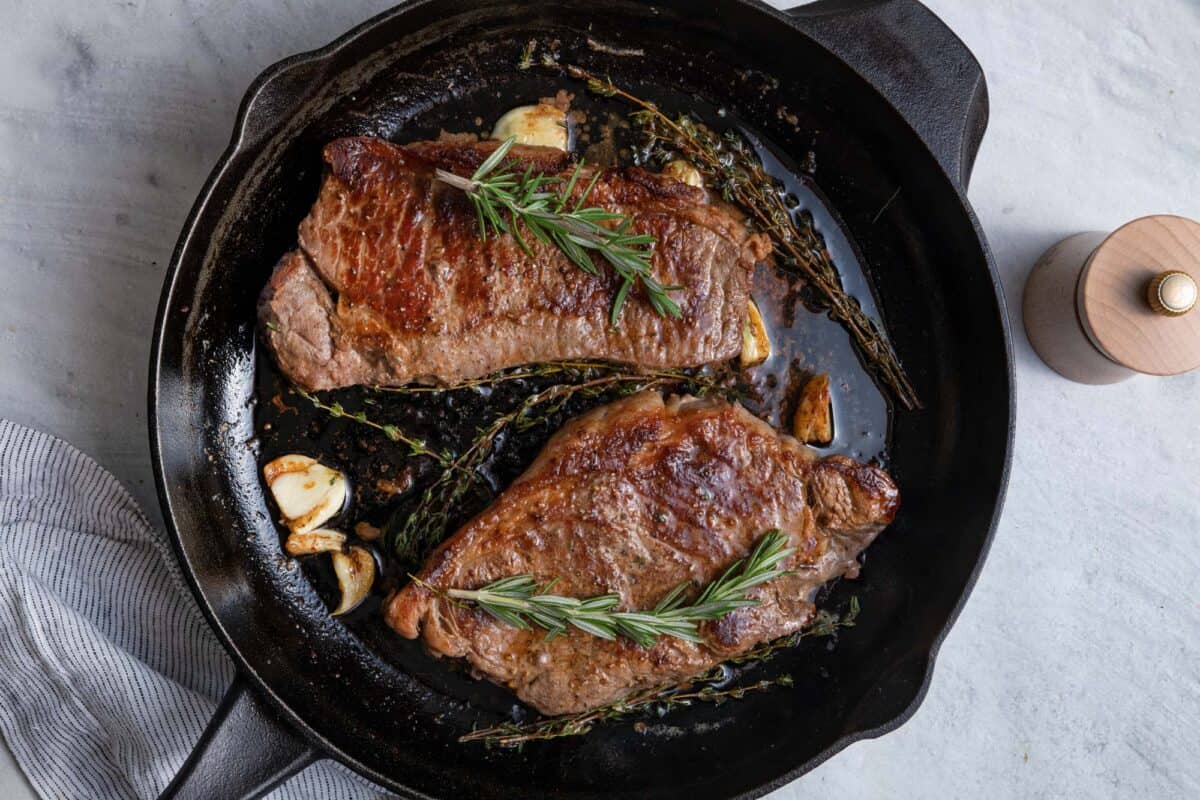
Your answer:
292;387;451;466
374;360;671;395
388;365;732;567
460;676;793;747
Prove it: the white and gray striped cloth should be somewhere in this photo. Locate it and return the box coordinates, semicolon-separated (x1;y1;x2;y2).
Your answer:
0;419;389;799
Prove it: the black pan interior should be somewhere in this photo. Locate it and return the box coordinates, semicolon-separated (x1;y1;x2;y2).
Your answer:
151;2;1011;798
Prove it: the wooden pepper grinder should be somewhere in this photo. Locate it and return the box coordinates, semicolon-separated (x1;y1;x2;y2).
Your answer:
1023;214;1200;384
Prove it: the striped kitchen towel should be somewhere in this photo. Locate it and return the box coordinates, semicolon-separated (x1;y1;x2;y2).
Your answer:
0;419;390;799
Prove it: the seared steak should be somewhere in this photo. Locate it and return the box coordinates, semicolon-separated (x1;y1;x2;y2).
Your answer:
386;391;898;716
258;138;770;390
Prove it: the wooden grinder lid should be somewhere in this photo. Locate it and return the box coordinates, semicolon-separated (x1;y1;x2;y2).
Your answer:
1078;215;1200;376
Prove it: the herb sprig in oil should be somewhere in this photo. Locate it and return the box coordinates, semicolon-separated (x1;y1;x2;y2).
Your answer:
387;362;733;568
558;64;921;410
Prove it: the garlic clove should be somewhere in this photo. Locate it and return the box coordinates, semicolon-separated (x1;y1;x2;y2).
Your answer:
284;528;347;556
740;299;771;367
263;454;347;534
491;104;569;150
262;453;317;484
792;373;834;446
331;546;376;616
662;159;703;188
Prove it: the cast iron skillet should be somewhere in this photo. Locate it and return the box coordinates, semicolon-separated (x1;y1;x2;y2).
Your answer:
149;1;1014;797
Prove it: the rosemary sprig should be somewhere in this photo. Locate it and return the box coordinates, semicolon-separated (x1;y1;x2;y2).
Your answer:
440;530;794;648
460;594;860;747
292;387;451;466
561;65;920;410
388;365;732;567
435;136;682;325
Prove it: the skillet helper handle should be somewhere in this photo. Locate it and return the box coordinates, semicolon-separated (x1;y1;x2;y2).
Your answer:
237;51;328;150
784;0;989;188
158;676;317;800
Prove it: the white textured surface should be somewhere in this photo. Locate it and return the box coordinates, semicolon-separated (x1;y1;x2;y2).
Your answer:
0;1;1197;798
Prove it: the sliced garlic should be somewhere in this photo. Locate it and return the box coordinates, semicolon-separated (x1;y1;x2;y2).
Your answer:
284;528;347;556
331;546;376;616
740;299;771;367
793;373;834;446
662;159;703;188
263;454;347;534
491;103;569;150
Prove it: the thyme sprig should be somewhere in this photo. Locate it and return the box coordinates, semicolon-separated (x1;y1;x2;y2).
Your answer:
373;360;645;395
292;387;451;466
292;362;734;569
459;594;860;747
561;65;920;410
435;136;682;325
388;364;733;567
460;676;794;747
441;530;794;648
724;594;861;665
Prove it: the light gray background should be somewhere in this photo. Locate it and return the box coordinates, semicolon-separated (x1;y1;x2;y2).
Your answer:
1;0;1198;798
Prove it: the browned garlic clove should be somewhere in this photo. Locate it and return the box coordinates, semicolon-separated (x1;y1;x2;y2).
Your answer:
740;300;771;367
283;528;347;556
331;546;376;616
263;454;348;534
662;159;703;187
491;104;569;150
793;373;834;446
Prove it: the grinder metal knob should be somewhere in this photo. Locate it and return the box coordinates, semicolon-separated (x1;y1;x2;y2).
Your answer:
1147;270;1197;317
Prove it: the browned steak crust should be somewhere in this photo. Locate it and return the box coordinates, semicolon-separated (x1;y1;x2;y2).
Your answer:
385;392;899;716
258;138;771;390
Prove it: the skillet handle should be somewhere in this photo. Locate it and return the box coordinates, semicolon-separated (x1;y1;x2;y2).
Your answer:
158;676;317;800
784;0;989;189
